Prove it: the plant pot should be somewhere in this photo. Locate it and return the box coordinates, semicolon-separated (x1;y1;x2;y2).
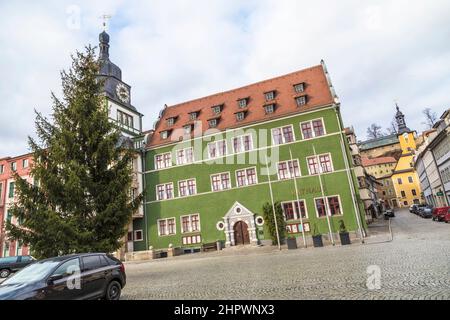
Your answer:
312;235;323;247
339;232;351;245
286;237;297;249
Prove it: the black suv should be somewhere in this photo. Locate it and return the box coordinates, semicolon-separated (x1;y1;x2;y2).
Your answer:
0;255;36;278
0;253;126;300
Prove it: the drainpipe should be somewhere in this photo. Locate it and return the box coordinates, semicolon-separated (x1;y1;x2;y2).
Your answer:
334;105;365;243
141;147;149;251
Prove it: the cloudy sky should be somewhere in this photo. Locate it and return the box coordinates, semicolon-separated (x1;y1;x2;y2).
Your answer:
1;0;449;157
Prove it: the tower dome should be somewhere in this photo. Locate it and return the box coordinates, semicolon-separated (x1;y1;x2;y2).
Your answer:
98;30;122;80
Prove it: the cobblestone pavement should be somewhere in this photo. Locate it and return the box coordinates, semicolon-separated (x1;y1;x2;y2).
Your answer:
121;209;450;300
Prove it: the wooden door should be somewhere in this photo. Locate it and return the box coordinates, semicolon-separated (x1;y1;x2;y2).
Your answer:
234;221;250;245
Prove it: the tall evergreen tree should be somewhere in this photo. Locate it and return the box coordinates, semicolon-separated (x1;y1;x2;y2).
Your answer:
6;46;141;259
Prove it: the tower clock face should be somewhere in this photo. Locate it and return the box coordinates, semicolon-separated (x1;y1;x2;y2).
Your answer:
116;83;130;103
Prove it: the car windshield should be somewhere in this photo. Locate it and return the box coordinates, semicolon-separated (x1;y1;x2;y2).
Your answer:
2;260;60;285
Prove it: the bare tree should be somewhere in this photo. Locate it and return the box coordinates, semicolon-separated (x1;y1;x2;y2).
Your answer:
422;108;437;129
386;119;398;135
366;123;383;139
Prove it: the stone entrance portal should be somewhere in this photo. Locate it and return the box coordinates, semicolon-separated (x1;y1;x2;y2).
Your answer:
222;202;258;247
233;221;250;245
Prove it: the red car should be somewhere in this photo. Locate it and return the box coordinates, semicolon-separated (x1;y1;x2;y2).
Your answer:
444;209;450;223
432;206;450;221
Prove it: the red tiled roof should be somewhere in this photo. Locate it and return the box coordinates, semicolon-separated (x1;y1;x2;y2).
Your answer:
361;156;397;167
148;64;334;148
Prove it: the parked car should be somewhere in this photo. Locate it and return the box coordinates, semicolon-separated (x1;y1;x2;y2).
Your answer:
0;253;126;300
432;206;450;221
418;206;433;218
384;210;395;220
0;256;36;279
444;209;450;223
409;204;418;213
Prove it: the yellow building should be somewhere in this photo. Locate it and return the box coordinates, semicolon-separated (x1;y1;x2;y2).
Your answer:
391;105;422;208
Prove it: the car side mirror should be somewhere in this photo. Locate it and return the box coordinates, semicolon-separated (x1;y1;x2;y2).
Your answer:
47;274;64;285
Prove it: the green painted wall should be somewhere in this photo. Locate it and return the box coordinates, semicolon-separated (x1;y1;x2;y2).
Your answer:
134;106;366;251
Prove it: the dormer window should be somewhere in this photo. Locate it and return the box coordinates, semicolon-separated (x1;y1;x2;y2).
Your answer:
167;117;176;126
208;118;218;128
265;91;275;102
212;105;223;115
294;83;305;93
295;95;307;107
238;98;248;108
160;130;171;140
189;111;199;121
236;111;245;121
264;104;275;114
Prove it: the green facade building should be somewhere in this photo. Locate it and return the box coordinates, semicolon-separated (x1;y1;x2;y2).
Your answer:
133;61;367;252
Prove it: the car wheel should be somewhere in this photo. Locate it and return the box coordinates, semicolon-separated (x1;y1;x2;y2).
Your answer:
105;280;121;300
0;269;10;278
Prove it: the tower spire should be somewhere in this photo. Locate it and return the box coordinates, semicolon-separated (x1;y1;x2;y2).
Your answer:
394;102;410;134
99;14;111;60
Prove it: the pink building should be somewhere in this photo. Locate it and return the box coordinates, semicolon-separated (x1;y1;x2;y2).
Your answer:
0;153;33;257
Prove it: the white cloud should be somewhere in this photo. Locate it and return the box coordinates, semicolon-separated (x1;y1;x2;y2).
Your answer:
0;0;449;157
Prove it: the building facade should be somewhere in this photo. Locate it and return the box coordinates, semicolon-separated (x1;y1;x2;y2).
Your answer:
360;157;397;209
346;127;382;222
132;62;367;252
423;109;450;206
391;105;422;207
0;154;33;257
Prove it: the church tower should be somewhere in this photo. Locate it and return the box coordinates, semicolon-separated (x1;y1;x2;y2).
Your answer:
391;103;422;208
98;30;143;139
97;28;145;257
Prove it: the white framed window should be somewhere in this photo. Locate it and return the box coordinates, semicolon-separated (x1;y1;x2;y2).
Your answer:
238;98;247;108
235;167;258;187
189;112;198;121
264;104;275;114
307;153;333;175
265;91;275;101
277;160;300;180
133;230;143;242
176;147;194;165
232;134;253;153
208;140;227;159
236;112;245;121
158;218;176;236
314;195;343;218
167;118;175;126
212;105;222;114
294;83;305;93
208;119;218;128
156;183;174;200
182;235;202;245
155;152;172;170
0;165;4;174
211;172;231;191
281;200;308;220
300;118;326;139
22;159;29;168
272;125;295;145
180;214;201;233
295;96;307;107
178;179;197;197
11;162;17;172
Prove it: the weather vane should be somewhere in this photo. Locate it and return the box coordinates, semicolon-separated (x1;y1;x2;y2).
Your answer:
100;14;112;31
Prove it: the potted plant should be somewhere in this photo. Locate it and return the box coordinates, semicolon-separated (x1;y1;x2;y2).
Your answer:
338;220;351;245
286;235;297;249
312;223;323;247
